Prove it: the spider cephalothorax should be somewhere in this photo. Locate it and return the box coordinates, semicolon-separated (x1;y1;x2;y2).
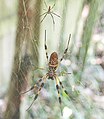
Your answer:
21;30;71;114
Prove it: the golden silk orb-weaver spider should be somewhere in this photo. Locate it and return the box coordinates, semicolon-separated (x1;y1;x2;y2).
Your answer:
21;30;71;114
40;1;60;25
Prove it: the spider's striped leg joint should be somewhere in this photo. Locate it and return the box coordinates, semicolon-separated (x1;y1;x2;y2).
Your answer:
59;97;61;104
34;82;44;101
34;94;38;100
64;90;68;95
20;78;43;95
56;84;61;104
60;34;71;62
30;86;34;90
26;82;45;111
60;48;68;62
36;78;42;86
39;82;44;91
45;44;48;60
59;81;69;96
56;83;63;115
44;30;49;61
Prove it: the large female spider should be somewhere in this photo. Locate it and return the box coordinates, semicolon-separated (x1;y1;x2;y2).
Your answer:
21;30;71;113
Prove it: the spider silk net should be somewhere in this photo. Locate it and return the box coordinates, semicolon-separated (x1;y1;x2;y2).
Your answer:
1;0;104;119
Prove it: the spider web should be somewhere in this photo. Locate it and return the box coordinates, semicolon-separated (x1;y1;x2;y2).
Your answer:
1;0;104;119
19;1;104;119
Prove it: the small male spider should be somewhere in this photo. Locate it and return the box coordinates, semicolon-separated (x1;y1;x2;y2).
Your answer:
21;30;71;114
40;1;60;25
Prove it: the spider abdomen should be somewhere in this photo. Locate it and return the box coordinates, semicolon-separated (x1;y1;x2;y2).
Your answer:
48;52;58;69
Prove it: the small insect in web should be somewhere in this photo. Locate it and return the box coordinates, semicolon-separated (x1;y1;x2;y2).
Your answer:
21;30;71;115
40;1;60;26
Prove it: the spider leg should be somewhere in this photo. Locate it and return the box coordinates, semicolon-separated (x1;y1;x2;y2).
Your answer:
43;9;47;11
59;81;69;96
52;12;60;18
50;3;55;10
50;13;55;25
25;74;48;110
58;71;71;76
43;0;48;8
40;13;48;23
40;12;47;17
50;13;55;29
60;34;71;62
20;78;42;95
44;30;48;61
56;76;70;98
26;82;44;111
54;76;63;115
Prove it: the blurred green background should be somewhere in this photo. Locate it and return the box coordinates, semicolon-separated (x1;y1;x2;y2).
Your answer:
0;0;104;119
